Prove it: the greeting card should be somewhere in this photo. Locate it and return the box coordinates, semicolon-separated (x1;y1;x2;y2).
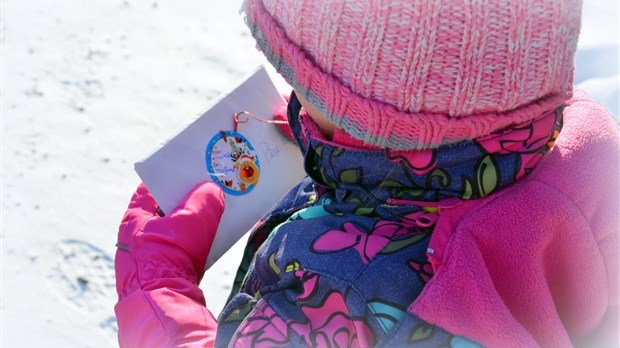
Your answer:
135;66;305;269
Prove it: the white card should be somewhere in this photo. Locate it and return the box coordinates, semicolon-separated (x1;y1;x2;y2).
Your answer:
135;66;305;269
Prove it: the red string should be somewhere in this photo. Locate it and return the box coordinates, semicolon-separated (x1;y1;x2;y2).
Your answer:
233;111;288;132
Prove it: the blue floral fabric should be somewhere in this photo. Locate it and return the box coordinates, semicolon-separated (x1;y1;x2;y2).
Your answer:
215;92;563;347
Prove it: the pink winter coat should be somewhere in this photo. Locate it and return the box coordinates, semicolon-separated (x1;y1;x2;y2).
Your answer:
114;88;619;347
410;89;619;347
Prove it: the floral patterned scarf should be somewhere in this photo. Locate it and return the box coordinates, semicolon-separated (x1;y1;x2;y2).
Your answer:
294;92;564;207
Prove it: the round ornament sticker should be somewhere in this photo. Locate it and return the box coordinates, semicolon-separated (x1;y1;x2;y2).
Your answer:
205;130;261;195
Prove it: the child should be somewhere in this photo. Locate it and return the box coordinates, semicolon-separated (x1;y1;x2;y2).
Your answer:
114;0;619;347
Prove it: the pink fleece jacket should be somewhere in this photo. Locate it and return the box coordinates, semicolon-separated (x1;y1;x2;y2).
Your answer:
412;88;619;347
115;89;619;347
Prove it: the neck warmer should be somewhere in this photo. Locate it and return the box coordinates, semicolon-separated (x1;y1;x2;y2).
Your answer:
290;92;563;212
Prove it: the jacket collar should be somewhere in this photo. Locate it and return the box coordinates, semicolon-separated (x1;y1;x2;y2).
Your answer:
287;91;564;205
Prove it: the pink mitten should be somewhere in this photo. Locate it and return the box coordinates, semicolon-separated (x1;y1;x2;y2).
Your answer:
115;181;224;347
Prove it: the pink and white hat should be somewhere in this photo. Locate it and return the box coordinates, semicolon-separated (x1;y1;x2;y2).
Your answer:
243;0;582;150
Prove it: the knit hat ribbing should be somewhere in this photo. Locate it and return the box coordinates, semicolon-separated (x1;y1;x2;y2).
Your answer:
243;0;582;150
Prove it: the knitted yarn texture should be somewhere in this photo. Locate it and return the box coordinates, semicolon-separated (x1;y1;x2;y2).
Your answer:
243;0;582;149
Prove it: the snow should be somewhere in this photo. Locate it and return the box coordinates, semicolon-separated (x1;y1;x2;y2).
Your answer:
1;1;617;346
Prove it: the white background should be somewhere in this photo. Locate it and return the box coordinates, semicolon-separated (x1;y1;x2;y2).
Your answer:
2;1;618;346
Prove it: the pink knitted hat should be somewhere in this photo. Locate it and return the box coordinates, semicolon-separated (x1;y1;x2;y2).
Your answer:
243;0;582;150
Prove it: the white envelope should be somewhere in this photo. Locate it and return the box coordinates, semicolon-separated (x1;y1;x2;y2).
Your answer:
135;66;306;269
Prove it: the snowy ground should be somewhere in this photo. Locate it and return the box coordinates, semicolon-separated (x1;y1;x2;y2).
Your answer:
1;1;618;347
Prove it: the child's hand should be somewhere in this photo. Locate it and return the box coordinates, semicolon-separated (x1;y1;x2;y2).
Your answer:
114;182;224;346
115;181;225;298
